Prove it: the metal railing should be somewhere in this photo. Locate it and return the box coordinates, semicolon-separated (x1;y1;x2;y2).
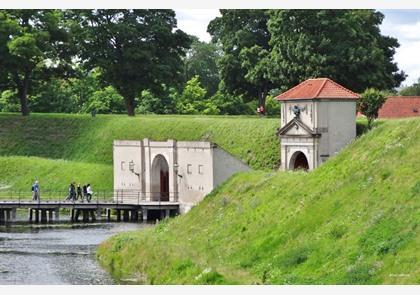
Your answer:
0;190;176;205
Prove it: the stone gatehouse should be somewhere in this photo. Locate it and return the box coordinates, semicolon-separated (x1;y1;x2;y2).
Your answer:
276;78;360;171
113;139;250;213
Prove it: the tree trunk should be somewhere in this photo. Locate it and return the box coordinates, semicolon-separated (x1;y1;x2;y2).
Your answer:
258;83;268;115
124;96;135;116
17;71;31;116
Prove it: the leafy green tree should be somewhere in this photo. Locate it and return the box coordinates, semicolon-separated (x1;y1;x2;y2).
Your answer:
184;37;221;97
135;87;177;115
358;88;387;128
0;90;20;112
399;78;420;96
176;76;220;115
264;95;281;116
209;92;253;115
208;10;271;108
74;9;191;116
81;86;125;114
268;10;406;92
0;10;74;116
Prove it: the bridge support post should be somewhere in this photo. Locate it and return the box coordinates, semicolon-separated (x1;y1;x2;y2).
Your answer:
29;209;33;222
131;210;138;221
0;210;4;222
96;208;102;221
54;209;60;221
116;210;121;222
70;209;75;222
35;209;40;223
11;208;17;221
41;210;47;223
5;209;11;221
48;210;53;222
142;208;148;221
90;210;96;222
74;209;80;222
107;209;111;221
165;209;170;218
82;210;89;222
123;210;129;222
160;210;165;219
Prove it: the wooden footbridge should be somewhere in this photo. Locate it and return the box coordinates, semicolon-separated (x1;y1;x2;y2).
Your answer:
0;190;179;223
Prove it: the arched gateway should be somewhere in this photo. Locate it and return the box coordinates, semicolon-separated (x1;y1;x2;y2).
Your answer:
289;151;309;171
151;154;169;201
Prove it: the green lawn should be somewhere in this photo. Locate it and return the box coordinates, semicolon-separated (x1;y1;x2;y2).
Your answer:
0;113;280;195
96;118;420;284
0;113;280;170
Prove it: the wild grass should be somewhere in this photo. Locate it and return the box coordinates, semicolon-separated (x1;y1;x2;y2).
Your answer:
97;118;420;284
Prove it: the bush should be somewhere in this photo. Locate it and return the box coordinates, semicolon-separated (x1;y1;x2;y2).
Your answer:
210;92;253;115
82;86;125;114
265;95;281;116
358;88;387;128
0;90;20;112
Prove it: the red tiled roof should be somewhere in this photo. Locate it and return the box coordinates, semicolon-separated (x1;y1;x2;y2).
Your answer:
276;78;360;101
378;96;420;118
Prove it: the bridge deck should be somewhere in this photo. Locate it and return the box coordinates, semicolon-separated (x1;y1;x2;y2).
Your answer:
0;201;180;210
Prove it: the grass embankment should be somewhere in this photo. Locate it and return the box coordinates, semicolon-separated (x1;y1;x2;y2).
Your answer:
0;113;279;193
97;118;420;284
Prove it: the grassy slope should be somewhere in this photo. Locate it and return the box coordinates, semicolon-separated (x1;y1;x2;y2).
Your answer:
0;113;279;169
97;118;420;284
0;113;279;192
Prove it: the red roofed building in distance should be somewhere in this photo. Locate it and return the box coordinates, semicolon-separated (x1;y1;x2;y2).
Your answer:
378;96;420;118
276;78;359;171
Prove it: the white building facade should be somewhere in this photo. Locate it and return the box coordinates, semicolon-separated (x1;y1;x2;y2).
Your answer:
113;139;250;213
276;78;359;171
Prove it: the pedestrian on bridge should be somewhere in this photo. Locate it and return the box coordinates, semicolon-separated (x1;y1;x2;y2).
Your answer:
76;184;83;201
66;182;76;201
32;180;40;201
86;184;93;203
82;185;87;202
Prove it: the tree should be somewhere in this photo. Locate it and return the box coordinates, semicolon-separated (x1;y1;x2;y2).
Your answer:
208;10;271;109
81;86;125;114
176;76;219;115
358;88;387;128
267;10;406;93
0;10;74;116
74;9;191;116
399;78;420;96
184;36;221;97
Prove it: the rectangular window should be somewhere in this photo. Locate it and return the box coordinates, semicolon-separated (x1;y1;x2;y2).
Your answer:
121;161;125;171
187;164;192;174
198;165;203;175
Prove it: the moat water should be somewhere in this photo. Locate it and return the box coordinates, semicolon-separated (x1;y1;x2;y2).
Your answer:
0;211;149;285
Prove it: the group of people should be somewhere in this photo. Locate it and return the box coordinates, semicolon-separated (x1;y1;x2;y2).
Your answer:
31;180;94;202
66;183;94;202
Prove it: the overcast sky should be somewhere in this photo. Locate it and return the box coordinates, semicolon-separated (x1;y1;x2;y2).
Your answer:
175;9;420;87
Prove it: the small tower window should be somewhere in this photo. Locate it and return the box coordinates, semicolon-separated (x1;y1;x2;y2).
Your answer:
187;164;192;174
198;165;204;175
121;161;125;171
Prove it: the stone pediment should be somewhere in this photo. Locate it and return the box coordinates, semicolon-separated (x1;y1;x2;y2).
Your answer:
277;118;320;137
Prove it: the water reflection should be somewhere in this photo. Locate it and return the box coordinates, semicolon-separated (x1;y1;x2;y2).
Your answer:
0;215;149;285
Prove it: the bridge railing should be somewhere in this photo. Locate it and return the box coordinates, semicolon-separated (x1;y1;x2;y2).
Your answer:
0;190;177;205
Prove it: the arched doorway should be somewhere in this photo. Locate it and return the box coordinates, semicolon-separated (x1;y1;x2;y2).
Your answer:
151;155;169;201
290;151;309;171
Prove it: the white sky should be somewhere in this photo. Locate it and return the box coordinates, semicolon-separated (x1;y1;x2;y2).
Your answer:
175;9;420;87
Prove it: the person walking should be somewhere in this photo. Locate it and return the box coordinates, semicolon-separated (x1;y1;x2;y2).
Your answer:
67;183;76;201
76;184;83;201
82;185;87;202
86;184;93;203
32;180;40;201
